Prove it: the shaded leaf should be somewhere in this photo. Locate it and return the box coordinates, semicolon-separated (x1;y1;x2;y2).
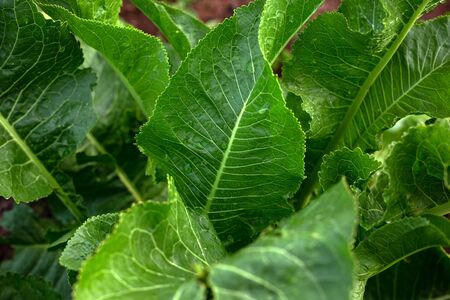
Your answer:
138;0;305;251
358;171;389;230
355;215;450;280
0;273;61;300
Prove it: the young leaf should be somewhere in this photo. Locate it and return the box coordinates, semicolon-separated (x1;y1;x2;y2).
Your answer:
59;213;119;271
208;181;357;299
384;119;450;220
0;0;96;220
37;1;170;115
138;0;305;250
319;147;380;190
355;215;450;280
0;273;61;300
75;180;226;300
284;3;450;201
259;0;324;63
358;171;388;230
130;0;209;59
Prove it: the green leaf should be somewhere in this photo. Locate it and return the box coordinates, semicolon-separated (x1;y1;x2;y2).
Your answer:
259;0;324;63
384;119;450;220
0;0;96;220
0;247;71;300
60;213;119;271
37;1;170;115
0;273;61;300
209;181;357;299
75;179;226;300
319;147;380;190
363;249;450;300
38;0;121;23
131;0;209;59
355;215;450;280
138;0;305;251
0;204;55;244
284;4;450;202
358;171;388;230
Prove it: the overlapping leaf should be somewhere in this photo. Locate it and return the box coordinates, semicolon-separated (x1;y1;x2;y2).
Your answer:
259;0;324;63
383;119;450;220
131;0;209;59
209;181;357;300
138;0;305;250
75;180;226;300
37;1;170;115
355;215;450;279
284;1;450;201
0;0;96;220
0;273;61;300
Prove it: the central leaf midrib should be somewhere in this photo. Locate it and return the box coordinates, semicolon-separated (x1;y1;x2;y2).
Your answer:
0;111;82;221
203;82;257;214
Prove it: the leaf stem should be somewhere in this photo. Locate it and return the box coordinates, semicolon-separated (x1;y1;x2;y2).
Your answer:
0;114;83;222
296;0;430;208
86;133;144;203
425;201;450;216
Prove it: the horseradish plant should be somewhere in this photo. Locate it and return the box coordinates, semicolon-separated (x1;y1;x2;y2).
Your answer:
0;0;449;299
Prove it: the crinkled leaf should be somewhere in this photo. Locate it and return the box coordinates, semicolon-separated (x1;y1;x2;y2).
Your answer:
75;179;226;300
209;181;357;300
37;1;169;115
131;0;209;59
0;247;71;300
258;0;324;63
319;147;380;190
60;213;119;271
284;4;450;201
355;214;450;280
384;119;450;220
364;249;450;300
358;171;388;230
0;0;96;215
0;273;61;300
138;0;305;251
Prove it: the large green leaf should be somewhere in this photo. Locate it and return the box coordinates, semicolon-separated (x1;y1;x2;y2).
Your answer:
259;0;324;63
209;181;357;300
384;119;450;220
131;0;209;59
0;0;96;220
60;213;119;271
284;1;450;202
138;0;305;251
37;1;170;115
355;215;450;280
75;179;226;300
0;273;61;300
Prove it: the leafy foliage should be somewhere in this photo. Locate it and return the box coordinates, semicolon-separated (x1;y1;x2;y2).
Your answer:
1;0;449;299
